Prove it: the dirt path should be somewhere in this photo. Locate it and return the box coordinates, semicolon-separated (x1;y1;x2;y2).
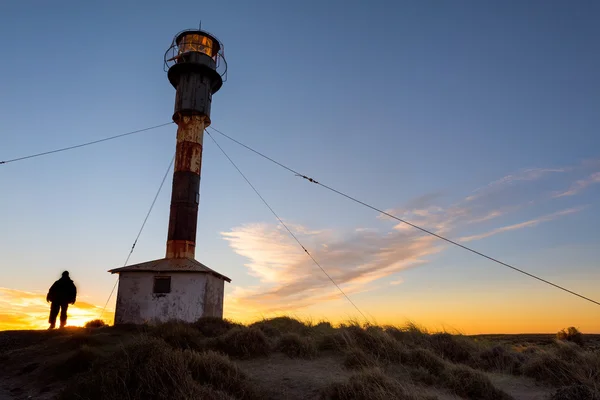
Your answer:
489;373;553;400
0;380;14;400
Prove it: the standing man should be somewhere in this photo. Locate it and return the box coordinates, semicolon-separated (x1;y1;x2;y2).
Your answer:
46;271;77;329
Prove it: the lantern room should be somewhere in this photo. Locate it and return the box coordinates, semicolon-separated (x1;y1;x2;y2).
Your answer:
164;29;227;94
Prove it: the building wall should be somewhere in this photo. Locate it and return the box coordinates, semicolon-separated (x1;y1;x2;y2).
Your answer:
114;272;223;324
204;274;225;317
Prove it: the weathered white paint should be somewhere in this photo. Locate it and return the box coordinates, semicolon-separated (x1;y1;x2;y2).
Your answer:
114;272;224;325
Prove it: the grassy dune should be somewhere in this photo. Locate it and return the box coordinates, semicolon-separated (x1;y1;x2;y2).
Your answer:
1;318;599;400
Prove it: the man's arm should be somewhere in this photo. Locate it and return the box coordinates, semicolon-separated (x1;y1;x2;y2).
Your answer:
46;283;56;303
71;283;77;304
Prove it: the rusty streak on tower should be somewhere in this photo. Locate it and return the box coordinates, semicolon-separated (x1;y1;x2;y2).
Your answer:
165;30;226;259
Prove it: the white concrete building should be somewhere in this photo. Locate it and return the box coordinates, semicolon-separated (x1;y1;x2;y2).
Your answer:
109;258;231;324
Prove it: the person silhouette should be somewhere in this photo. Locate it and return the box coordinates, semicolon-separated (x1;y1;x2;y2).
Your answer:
46;271;77;329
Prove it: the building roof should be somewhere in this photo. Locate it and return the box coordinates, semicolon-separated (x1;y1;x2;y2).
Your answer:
108;257;231;282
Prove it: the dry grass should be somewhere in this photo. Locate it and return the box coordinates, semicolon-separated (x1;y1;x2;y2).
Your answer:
522;341;600;387
250;316;312;337
151;321;205;350
194;316;242;337
58;336;259;400
551;385;599;400
211;326;271;359
277;332;318;358
442;364;514;400
321;368;434;400
186;350;259;399
2;317;599;400
343;348;379;370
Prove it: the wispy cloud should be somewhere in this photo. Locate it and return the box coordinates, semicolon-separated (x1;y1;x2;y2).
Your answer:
466;168;568;202
458;207;585;242
222;160;596;318
553;172;600;198
0;287;113;331
223;224;441;318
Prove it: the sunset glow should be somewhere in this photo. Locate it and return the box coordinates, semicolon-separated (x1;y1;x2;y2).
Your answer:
0;288;113;331
1;2;599;336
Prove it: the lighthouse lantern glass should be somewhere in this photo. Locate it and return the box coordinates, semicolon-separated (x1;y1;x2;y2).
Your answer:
178;34;216;59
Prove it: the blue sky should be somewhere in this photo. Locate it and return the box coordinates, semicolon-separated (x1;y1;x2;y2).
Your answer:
1;1;599;333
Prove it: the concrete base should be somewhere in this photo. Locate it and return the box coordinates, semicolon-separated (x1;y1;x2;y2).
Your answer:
108;258;230;325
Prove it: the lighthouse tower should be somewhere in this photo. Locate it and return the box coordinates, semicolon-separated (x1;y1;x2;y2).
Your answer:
109;29;231;324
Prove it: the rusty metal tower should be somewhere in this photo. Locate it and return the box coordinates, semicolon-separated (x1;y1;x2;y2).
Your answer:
108;29;230;325
164;30;227;259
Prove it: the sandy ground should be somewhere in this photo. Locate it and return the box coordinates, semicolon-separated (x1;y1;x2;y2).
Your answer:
238;353;553;400
0;381;14;400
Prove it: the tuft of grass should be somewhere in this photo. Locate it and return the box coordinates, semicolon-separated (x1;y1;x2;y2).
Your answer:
59;336;200;400
321;368;434;400
84;319;108;329
442;364;514;400
186;350;259;399
318;330;355;352
212;327;271;359
386;323;430;347
551;385;599;400
343;348;379;370
557;327;584;346
46;345;105;380
194;317;242;337
277;332;317;359
405;348;446;375
428;332;476;364
477;344;524;374
250;316;311;337
341;324;404;363
522;345;600;388
152;321;204;350
58;336;259;400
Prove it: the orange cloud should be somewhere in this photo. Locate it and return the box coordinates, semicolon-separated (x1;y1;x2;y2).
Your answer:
0;287;113;331
222;162;595;322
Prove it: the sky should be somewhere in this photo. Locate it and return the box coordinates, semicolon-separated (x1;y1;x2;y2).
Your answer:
0;1;599;334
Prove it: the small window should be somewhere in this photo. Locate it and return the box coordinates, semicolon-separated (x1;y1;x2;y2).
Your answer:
153;276;171;294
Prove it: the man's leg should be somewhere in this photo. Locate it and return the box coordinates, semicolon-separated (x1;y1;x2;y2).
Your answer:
59;303;69;328
49;302;60;329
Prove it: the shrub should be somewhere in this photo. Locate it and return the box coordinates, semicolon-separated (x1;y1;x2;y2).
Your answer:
477;345;523;374
58;337;200;400
428;333;476;364
442;365;514;400
152;322;204;350
557;327;584;346
84;319;108;329
554;341;583;362
386;323;430;347
343;348;378;370
250;317;310;337
318;331;354;352
186;350;258;399
194;317;241;337
46;345;105;380
405;348;446;375
522;351;577;386
312;321;335;335
551;385;599;400
212;327;271;359
277;332;317;358
321;368;431;400
342;324;404;363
